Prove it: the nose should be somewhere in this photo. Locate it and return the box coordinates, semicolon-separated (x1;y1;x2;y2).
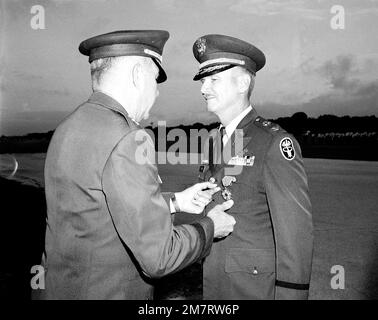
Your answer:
201;79;210;95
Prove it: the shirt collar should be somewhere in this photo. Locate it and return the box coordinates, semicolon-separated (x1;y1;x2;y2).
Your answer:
222;105;253;138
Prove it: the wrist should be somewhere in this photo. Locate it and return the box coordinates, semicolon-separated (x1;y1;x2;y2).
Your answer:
171;193;180;212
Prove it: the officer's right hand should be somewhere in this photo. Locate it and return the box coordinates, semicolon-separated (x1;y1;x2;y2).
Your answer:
207;200;236;238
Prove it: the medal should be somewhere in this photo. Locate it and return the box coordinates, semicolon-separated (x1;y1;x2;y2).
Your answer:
222;176;236;187
221;188;232;201
221;176;236;200
208;177;216;184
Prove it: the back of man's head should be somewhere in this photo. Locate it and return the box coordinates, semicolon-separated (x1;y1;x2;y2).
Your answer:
90;56;153;91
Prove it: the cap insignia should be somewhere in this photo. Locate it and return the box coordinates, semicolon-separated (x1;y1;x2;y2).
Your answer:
196;38;206;56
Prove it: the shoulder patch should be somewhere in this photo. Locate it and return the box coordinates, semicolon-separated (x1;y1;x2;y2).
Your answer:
279;137;295;160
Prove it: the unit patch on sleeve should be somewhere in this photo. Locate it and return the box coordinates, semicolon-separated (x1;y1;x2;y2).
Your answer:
279;137;295;160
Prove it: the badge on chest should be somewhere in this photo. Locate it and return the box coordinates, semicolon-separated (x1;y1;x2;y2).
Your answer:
221;175;236;200
227;154;255;166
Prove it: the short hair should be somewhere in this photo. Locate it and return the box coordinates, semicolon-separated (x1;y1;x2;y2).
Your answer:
90;57;114;89
90;56;155;90
233;66;255;100
240;68;256;100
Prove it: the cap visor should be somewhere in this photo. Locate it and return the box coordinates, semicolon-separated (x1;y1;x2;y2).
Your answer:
152;59;167;83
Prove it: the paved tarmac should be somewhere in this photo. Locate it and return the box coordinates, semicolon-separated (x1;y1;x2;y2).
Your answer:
158;158;378;300
1;154;377;299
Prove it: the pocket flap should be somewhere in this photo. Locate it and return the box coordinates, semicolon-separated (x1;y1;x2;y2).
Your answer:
225;248;275;274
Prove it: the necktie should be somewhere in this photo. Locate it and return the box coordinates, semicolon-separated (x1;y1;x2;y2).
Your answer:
209;135;214;174
219;126;228;149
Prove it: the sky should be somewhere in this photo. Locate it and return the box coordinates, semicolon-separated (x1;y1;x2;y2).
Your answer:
0;0;377;135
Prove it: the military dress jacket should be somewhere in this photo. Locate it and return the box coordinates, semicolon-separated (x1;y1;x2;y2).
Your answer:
40;92;214;300
199;108;314;300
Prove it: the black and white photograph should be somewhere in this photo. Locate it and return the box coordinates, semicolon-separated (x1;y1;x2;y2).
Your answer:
0;0;377;305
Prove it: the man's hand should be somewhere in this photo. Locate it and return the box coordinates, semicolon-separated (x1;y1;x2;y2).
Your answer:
207;200;236;238
175;182;221;214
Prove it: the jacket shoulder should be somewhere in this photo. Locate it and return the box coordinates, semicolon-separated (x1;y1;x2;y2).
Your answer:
79;100;136;135
252;116;286;137
249;116;300;156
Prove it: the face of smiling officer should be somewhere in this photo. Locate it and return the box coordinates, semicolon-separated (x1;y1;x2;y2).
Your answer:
200;67;247;117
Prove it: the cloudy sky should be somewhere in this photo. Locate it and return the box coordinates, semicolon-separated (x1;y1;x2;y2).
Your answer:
1;0;377;135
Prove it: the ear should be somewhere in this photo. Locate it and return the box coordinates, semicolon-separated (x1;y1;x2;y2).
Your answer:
237;73;251;94
132;63;143;89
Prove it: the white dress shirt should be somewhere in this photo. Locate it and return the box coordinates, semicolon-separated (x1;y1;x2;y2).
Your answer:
221;105;252;146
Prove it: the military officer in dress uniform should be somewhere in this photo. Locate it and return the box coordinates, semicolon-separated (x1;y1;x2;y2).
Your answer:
193;34;314;300
38;30;236;300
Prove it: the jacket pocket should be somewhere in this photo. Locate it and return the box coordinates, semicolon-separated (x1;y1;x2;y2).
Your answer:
225;248;275;275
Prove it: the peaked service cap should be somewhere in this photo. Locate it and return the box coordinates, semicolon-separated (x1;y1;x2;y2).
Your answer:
79;30;170;83
192;34;265;81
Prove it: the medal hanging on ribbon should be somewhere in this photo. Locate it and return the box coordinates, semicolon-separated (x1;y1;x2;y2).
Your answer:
221;176;236;200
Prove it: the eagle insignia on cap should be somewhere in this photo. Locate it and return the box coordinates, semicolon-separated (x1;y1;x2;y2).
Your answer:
196;38;206;56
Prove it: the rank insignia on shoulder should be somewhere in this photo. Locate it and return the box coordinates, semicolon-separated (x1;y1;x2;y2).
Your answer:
280;137;295;160
271;125;279;131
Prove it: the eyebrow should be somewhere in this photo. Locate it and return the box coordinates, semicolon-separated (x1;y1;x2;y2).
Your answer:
202;74;220;81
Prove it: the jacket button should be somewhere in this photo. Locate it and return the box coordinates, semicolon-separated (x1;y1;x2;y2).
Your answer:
252;267;258;275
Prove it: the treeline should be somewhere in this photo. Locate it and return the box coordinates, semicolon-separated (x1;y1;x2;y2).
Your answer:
274;113;377;133
146;113;378;160
147;113;378;138
1;114;377;160
0;130;54;154
275;113;378;160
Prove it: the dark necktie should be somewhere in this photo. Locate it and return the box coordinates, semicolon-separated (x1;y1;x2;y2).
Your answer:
209;135;214;174
209;126;226;175
219;125;226;152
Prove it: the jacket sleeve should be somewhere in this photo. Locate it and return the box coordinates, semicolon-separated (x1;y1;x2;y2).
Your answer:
102;129;214;278
161;192;173;208
263;134;314;299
